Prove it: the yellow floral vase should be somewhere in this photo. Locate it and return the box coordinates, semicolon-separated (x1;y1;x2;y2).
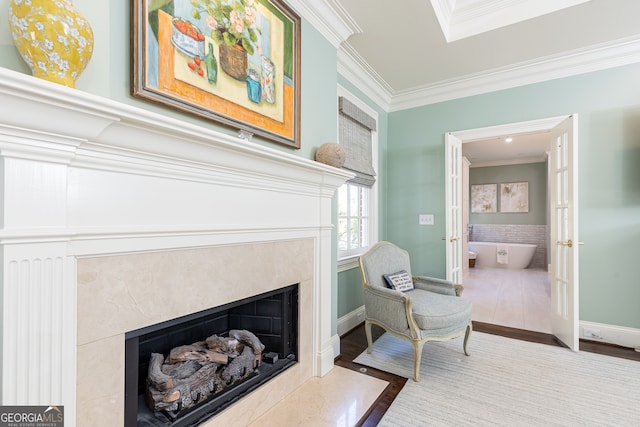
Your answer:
8;0;94;88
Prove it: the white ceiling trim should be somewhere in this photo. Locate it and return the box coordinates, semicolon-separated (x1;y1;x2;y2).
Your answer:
337;44;393;110
286;0;362;48
432;0;591;42
429;0;456;41
388;34;640;111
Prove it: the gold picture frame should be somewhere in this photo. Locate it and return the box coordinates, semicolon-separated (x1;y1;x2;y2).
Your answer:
132;0;301;148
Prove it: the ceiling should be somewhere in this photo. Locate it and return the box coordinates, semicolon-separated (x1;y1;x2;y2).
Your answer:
335;0;640;96
462;131;550;167
323;0;640;165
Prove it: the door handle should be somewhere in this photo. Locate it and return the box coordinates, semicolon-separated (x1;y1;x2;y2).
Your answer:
557;240;584;248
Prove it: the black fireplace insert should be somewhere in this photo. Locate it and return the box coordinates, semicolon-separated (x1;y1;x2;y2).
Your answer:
124;284;299;426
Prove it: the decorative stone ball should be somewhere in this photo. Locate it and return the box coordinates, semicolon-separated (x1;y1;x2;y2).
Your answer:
315;143;346;168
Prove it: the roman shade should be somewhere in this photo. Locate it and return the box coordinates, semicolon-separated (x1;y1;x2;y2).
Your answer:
339;96;376;187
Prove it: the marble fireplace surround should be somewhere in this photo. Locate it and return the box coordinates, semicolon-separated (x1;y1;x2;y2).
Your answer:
80;240;313;426
0;69;352;426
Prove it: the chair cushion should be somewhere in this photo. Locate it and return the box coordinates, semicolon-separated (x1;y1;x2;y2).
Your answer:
408;289;472;332
383;270;414;292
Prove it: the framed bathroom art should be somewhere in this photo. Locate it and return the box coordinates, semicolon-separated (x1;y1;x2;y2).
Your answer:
131;0;302;149
500;182;529;212
471;184;497;213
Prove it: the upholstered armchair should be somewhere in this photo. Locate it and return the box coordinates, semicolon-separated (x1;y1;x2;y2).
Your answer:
359;241;472;381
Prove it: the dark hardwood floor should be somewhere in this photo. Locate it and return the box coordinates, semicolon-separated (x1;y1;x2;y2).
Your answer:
334;321;640;426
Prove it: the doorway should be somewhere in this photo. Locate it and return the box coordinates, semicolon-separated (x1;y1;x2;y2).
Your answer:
445;115;580;350
462;149;551;334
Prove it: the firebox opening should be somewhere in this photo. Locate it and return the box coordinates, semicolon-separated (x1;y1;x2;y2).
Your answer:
124;284;299;427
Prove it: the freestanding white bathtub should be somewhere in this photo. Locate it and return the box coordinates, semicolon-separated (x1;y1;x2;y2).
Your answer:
469;241;536;269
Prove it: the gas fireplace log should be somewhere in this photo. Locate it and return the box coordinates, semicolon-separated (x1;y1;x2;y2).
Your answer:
146;330;267;417
147;361;221;412
167;343;229;365
229;329;265;355
205;335;241;357
148;353;174;391
161;360;202;380
221;345;257;384
229;329;265;367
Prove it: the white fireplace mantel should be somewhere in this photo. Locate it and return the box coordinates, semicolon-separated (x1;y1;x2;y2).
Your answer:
0;68;352;426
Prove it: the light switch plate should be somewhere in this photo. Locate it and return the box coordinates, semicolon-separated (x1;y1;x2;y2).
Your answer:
419;214;434;225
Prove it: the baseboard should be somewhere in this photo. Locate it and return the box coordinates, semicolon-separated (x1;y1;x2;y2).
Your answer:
337;310;640;351
331;334;341;359
337;305;365;337
580;321;640;350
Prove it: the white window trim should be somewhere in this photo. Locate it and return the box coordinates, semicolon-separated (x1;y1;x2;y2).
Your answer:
337;84;379;272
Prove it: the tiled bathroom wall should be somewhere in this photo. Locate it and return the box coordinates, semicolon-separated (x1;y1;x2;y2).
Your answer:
469;224;548;269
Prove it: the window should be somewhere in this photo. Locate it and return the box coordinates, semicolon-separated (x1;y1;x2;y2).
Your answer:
337;87;378;270
338;183;369;256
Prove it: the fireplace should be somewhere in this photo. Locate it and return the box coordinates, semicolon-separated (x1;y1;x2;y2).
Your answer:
76;241;316;426
125;284;298;426
0;68;352;426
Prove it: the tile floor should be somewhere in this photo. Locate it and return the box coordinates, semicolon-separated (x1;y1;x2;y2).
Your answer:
463;266;552;333
248;366;388;427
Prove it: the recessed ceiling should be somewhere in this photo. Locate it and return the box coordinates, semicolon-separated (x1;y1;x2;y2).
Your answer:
431;0;592;42
334;0;640;105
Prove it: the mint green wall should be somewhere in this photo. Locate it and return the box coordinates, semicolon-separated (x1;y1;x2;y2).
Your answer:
470;162;548;225
335;76;389;320
387;63;640;329
337;267;365;319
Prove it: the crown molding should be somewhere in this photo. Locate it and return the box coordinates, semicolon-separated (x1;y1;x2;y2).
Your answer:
286;0;361;48
388;34;640;112
334;14;640;113
337;44;393;110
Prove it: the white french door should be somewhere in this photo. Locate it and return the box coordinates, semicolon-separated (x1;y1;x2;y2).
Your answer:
550;114;580;351
445;132;463;283
445;115;579;346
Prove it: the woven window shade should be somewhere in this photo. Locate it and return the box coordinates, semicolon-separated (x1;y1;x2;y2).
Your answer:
339;97;376;187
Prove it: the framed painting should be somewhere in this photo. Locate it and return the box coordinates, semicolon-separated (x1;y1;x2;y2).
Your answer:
500;182;529;212
471;184;497;213
132;0;301;148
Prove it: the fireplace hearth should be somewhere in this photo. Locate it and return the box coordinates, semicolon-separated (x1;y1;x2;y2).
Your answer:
124;285;299;426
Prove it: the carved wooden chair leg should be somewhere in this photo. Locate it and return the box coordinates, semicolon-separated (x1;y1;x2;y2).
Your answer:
463;322;472;356
412;340;423;382
365;320;374;354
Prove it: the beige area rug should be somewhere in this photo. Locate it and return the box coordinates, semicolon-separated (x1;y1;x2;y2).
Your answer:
354;332;640;426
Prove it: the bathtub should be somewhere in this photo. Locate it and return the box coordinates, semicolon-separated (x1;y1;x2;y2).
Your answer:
468;241;536;269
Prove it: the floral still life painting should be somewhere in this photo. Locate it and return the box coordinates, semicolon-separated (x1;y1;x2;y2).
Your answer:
471;184;497;213
132;0;301;148
500;182;529;213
